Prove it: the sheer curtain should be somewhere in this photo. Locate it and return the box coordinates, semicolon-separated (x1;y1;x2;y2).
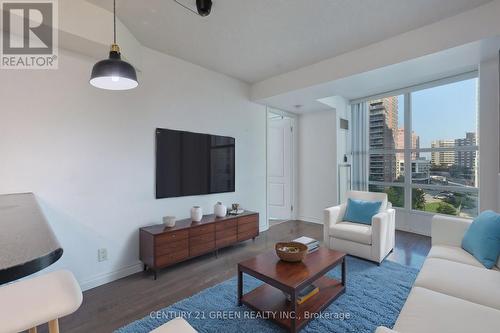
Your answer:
351;102;369;191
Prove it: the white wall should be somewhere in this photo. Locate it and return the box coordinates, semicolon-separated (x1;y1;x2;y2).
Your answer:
333;98;351;204
0;47;266;290
317;96;351;204
297;110;337;223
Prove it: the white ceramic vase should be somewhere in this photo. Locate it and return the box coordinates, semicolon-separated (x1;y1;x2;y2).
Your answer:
214;202;227;218
191;206;203;222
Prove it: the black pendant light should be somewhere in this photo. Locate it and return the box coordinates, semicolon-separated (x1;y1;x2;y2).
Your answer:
90;0;138;90
174;0;212;17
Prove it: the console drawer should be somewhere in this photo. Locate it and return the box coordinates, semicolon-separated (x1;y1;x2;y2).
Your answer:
190;241;215;257
156;230;189;246
238;215;258;226
155;249;189;267
190;232;215;244
190;224;215;237
216;219;237;231
155;238;188;256
238;222;258;234
216;227;237;239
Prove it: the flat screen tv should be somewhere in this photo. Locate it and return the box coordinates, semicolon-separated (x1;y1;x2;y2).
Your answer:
155;128;235;199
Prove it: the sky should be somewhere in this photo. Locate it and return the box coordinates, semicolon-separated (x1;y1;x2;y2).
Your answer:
396;78;478;148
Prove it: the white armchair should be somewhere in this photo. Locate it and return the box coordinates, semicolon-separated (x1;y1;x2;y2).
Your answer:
324;190;395;264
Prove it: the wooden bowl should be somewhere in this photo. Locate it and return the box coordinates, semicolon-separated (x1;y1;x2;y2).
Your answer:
275;242;308;262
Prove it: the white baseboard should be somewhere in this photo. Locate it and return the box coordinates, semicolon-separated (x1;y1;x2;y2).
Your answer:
79;261;143;291
297;216;323;224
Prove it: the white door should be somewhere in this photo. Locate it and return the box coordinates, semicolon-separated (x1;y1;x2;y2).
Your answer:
268;118;292;220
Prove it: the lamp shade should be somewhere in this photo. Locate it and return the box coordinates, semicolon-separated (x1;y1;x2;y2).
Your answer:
90;49;138;90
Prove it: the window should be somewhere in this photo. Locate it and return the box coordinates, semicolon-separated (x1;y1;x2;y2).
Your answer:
366;77;479;218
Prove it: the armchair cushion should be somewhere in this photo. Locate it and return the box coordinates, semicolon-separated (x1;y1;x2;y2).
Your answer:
343;198;382;225
330;221;372;245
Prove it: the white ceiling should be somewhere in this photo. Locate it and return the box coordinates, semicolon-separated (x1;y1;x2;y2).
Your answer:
87;0;493;83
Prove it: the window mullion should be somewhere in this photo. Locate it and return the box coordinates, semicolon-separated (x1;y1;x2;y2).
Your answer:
404;93;412;211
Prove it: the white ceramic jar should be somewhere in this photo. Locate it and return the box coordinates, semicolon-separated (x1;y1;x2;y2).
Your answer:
214;202;227;218
191;206;203;222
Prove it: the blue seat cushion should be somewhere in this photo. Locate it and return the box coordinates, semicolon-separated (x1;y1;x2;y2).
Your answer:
343;198;382;225
462;210;500;269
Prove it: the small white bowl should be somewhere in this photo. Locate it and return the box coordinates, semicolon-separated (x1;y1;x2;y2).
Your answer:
163;216;176;227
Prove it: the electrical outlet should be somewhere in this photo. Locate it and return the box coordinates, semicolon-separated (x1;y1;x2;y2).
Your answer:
98;248;108;262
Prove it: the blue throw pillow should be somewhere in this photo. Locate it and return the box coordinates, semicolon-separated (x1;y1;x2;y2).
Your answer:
462;210;500;269
343;198;382;225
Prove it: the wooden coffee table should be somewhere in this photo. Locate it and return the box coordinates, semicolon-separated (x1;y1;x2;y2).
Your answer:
237;247;346;333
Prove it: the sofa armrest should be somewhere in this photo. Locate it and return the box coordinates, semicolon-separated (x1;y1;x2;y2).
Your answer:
324;204;346;244
372;208;395;261
375;327;399;333
431;215;472;247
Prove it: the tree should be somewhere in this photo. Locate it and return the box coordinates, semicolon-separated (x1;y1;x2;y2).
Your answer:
412;188;426;210
436;202;457;215
385;187;404;207
384;187;425;209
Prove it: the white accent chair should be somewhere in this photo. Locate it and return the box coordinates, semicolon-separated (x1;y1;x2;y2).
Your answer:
324;190;395;264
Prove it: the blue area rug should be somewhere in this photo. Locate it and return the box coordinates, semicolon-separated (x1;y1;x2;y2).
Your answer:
117;257;418;333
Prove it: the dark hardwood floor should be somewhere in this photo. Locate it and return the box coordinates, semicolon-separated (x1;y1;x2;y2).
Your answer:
38;220;430;333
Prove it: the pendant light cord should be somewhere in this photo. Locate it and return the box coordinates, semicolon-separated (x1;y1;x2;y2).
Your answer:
113;0;116;44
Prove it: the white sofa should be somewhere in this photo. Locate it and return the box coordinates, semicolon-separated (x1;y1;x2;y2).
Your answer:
324;191;396;264
376;215;500;333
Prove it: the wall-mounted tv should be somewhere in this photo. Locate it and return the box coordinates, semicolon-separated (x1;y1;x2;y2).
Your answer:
155;128;235;199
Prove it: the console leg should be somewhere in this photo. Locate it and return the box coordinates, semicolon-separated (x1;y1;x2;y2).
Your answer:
143;264;148;272
153;270;158;280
